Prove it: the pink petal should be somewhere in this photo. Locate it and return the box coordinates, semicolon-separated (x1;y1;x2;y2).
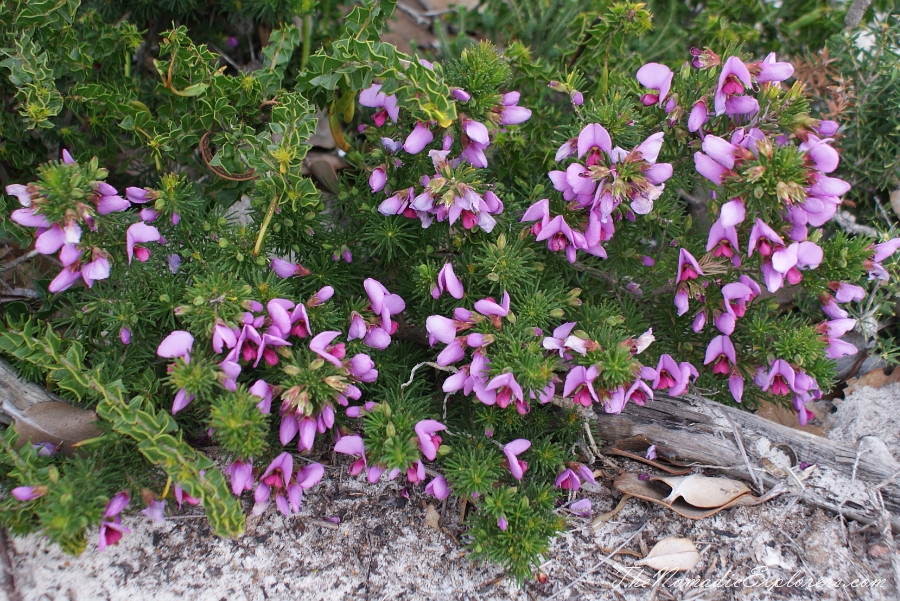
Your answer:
157;330;194;358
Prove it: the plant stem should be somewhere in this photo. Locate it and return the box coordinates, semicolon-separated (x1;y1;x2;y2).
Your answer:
253;195;279;256
301;15;313;71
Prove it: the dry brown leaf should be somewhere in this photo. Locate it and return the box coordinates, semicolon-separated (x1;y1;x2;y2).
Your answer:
655;474;750;508
613;473;783;519
890;190;900;217
756;400;825;436
844;367;900;394
1;399;102;456
424;503;441;530
635;537;701;572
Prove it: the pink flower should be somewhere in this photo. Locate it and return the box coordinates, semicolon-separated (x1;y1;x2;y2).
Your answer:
271;257;311;278
714;56;756;116
763;359;795;395
126;222;161;264
359;84;399;126
755;52;794;83
704;335;737;374
226;460;254;495
432;263;464;299
503;439;531;480
425;475;449;499
636;63;674;107
404;122;434;154
414;419;446;461
157;330;194;358
676;248;703;282
98;492;130;551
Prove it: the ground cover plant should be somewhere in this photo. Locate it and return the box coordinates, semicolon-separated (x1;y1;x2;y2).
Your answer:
1;0;898;583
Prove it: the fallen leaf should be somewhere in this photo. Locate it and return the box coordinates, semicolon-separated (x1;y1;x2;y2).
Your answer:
1;399;102;456
655;474;750;508
844;367;900;394
613;473;785;519
756;400;825;436
761;458;789;478
424;503;441;530
635;537;700;572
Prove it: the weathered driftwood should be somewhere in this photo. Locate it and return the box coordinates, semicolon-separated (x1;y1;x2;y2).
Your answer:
555;393;900;532
0;360;60;425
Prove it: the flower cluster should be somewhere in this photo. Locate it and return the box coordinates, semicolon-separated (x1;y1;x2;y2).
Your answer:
521;123;673;262
632;52;900;421
360;79;530;232
333;417;449;497
5;150;164;292
426;292;558;415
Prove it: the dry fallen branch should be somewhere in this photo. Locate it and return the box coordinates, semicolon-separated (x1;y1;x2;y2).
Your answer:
552;393;900;532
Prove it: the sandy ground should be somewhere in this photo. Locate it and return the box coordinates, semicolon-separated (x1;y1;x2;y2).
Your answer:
2;379;899;601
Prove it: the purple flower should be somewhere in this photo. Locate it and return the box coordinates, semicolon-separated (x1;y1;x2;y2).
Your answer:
636;63;674;107
126;222;161;264
227;459;254;495
763;359;795;395
652;355;697;396
503;439;531;480
81;254;110;288
432;263;464;299
487;372;526;413
309;330;344;367
369;166;387;193
714;56;757;116
832;282;865;303
141;499;166;522
364;278;406;332
359;84;399;126
494;91;532;125
334;434;383;483
676;248;703;282
157;330;194;358
404;122;434;154
555;468;581;490
568;499;592;517
425;475;449;499
707;220;741;266
48;266;83;293
688;100;709;132
755;52;794;83
252;452;293;515
563;365;599;407
98;492;130;551
415;419;446;461
12;486;47;501
473;291;510;318
271;257;311;278
704;335;736;374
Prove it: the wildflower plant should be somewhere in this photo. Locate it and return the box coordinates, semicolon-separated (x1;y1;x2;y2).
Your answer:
1;0;899;584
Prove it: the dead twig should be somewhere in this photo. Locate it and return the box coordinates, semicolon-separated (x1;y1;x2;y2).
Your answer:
0;249;40;274
722;410;763;493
